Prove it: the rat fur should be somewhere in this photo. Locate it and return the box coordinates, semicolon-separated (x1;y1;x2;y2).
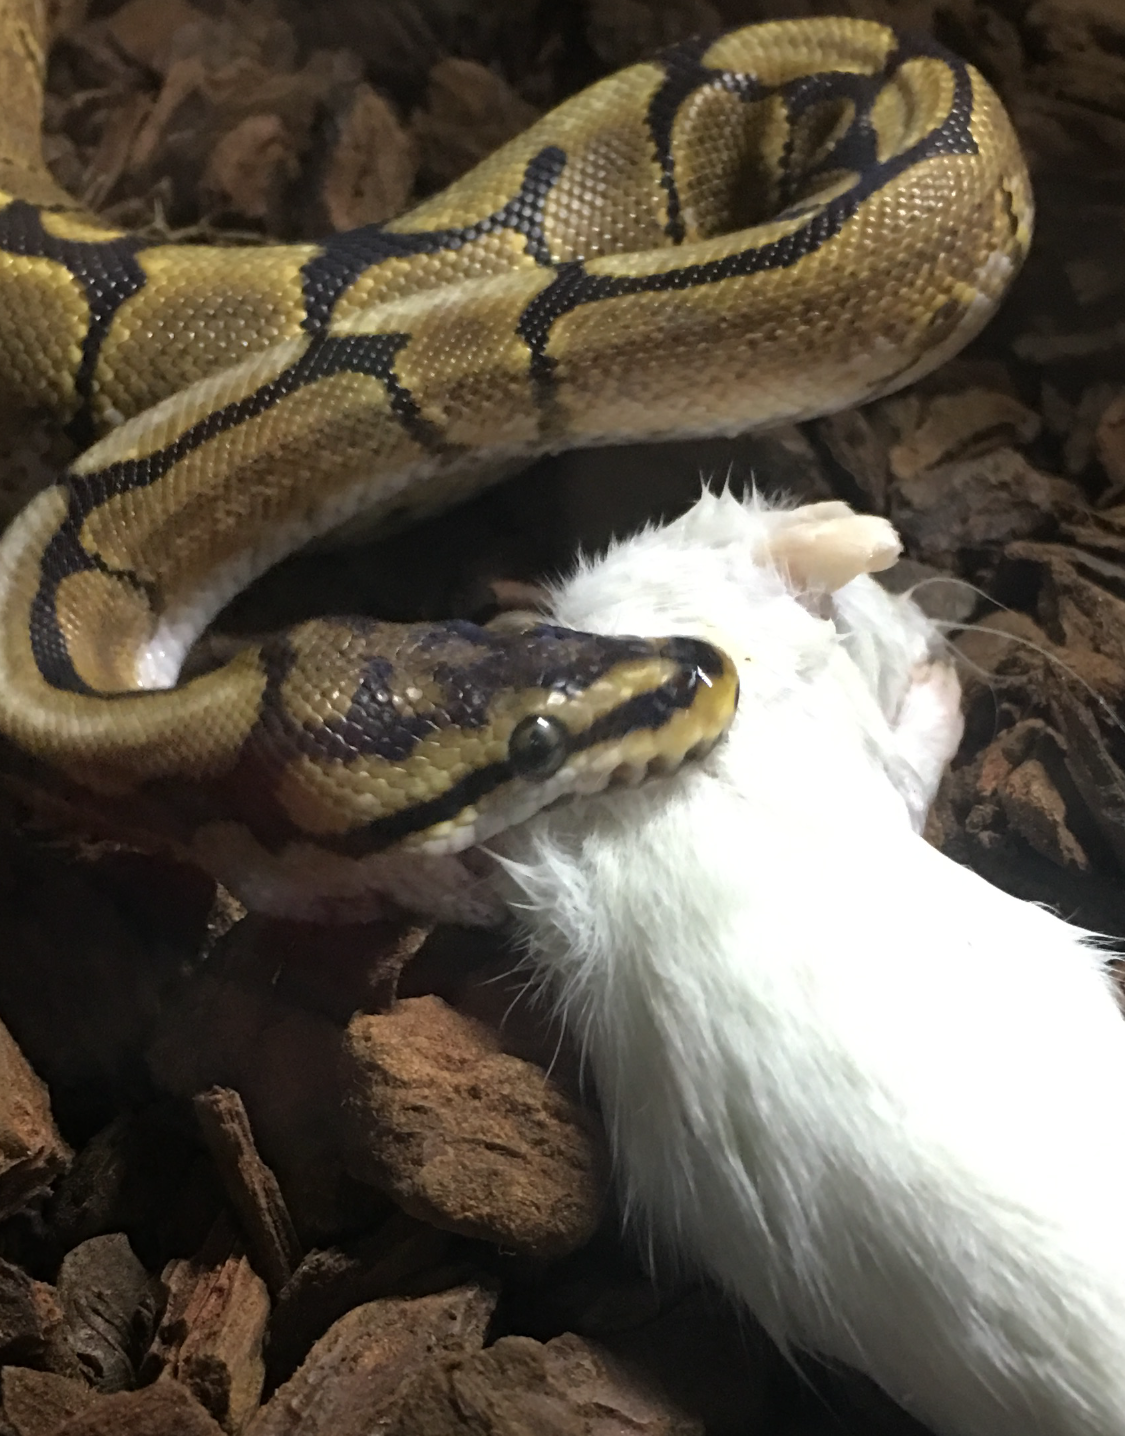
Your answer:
495;490;1125;1436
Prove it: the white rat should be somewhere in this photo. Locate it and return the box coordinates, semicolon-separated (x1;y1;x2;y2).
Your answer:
494;490;1125;1436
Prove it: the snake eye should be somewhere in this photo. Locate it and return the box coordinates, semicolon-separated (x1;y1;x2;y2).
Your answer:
508;714;569;780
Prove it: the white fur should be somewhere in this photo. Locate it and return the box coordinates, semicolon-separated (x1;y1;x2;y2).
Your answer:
494;491;1125;1436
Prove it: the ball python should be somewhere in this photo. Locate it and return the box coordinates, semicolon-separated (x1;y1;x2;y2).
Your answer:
0;2;1031;921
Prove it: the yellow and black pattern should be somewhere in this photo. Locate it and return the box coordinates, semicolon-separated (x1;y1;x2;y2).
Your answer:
0;4;1031;917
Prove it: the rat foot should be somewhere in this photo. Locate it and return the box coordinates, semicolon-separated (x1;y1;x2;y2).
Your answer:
763;509;902;594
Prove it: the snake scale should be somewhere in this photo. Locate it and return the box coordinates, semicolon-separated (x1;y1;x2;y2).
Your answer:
0;0;1031;920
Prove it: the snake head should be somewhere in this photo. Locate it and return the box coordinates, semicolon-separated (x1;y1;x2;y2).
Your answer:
230;617;739;860
148;617;738;923
392;622;740;856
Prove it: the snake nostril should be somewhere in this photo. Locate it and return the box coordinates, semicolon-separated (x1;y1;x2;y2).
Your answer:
666;664;701;704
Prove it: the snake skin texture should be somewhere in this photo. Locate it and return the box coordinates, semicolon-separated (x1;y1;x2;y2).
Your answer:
0;1;1030;918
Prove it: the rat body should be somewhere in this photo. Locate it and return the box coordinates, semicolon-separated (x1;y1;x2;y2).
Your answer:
497;491;1125;1436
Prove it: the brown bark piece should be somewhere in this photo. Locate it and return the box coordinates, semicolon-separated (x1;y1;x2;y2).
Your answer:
1051;682;1125;876
340;997;607;1258
390;1332;704;1436
249;1283;496;1436
322;83;417;230
192;1089;301;1298
200;113;299;220
999;758;1089;870
53;1380;226;1436
0;1017;70;1220
0;1258;76;1375
103;0;205;74
144;1218;269;1434
412;57;538;188
888;388;1041;481
56;1233;154;1391
0;1368;94;1436
265;1212;449;1390
601;1289;774;1436
891;449;1079;562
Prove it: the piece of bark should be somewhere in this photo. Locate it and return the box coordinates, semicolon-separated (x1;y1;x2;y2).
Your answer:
200;112;299;221
227;917;430;1024
321;83;416;230
103;0;206;75
999;758;1089;870
144;1217;269;1434
1051;678;1125;876
815;408;894;512
192;1089;301;1298
0;1258;76;1375
0;1018;70;1221
601;1289;776;1436
264;1212;449;1390
0;1369;94;1436
1007;541;1125;667
53;1380;227;1436
148;916;426;1241
389;1331;704;1436
249;1283;496;1436
890;449;1079;562
411;57;538;189
48;1106;223;1261
56;1233;155;1391
887;388;1041;482
339;996;607;1258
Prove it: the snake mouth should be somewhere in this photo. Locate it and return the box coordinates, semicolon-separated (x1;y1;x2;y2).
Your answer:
607;732;725;788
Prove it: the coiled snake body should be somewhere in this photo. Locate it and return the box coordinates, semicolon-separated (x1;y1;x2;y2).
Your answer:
0;2;1031;919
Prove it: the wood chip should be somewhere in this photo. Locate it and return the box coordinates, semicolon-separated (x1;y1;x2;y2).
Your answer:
389;1332;705;1436
249;1283;497;1436
339;996;608;1259
143;1216;269;1434
0;1368;94;1436
0;1018;70;1221
321;83;416;230
103;0;206;75
999;758;1090;870
192;1089;301;1298
56;1233;155;1391
200;112;299;220
0;1258;77;1376
264;1212;450;1390
412;58;538;188
53;1380;226;1436
890;449;1080;561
